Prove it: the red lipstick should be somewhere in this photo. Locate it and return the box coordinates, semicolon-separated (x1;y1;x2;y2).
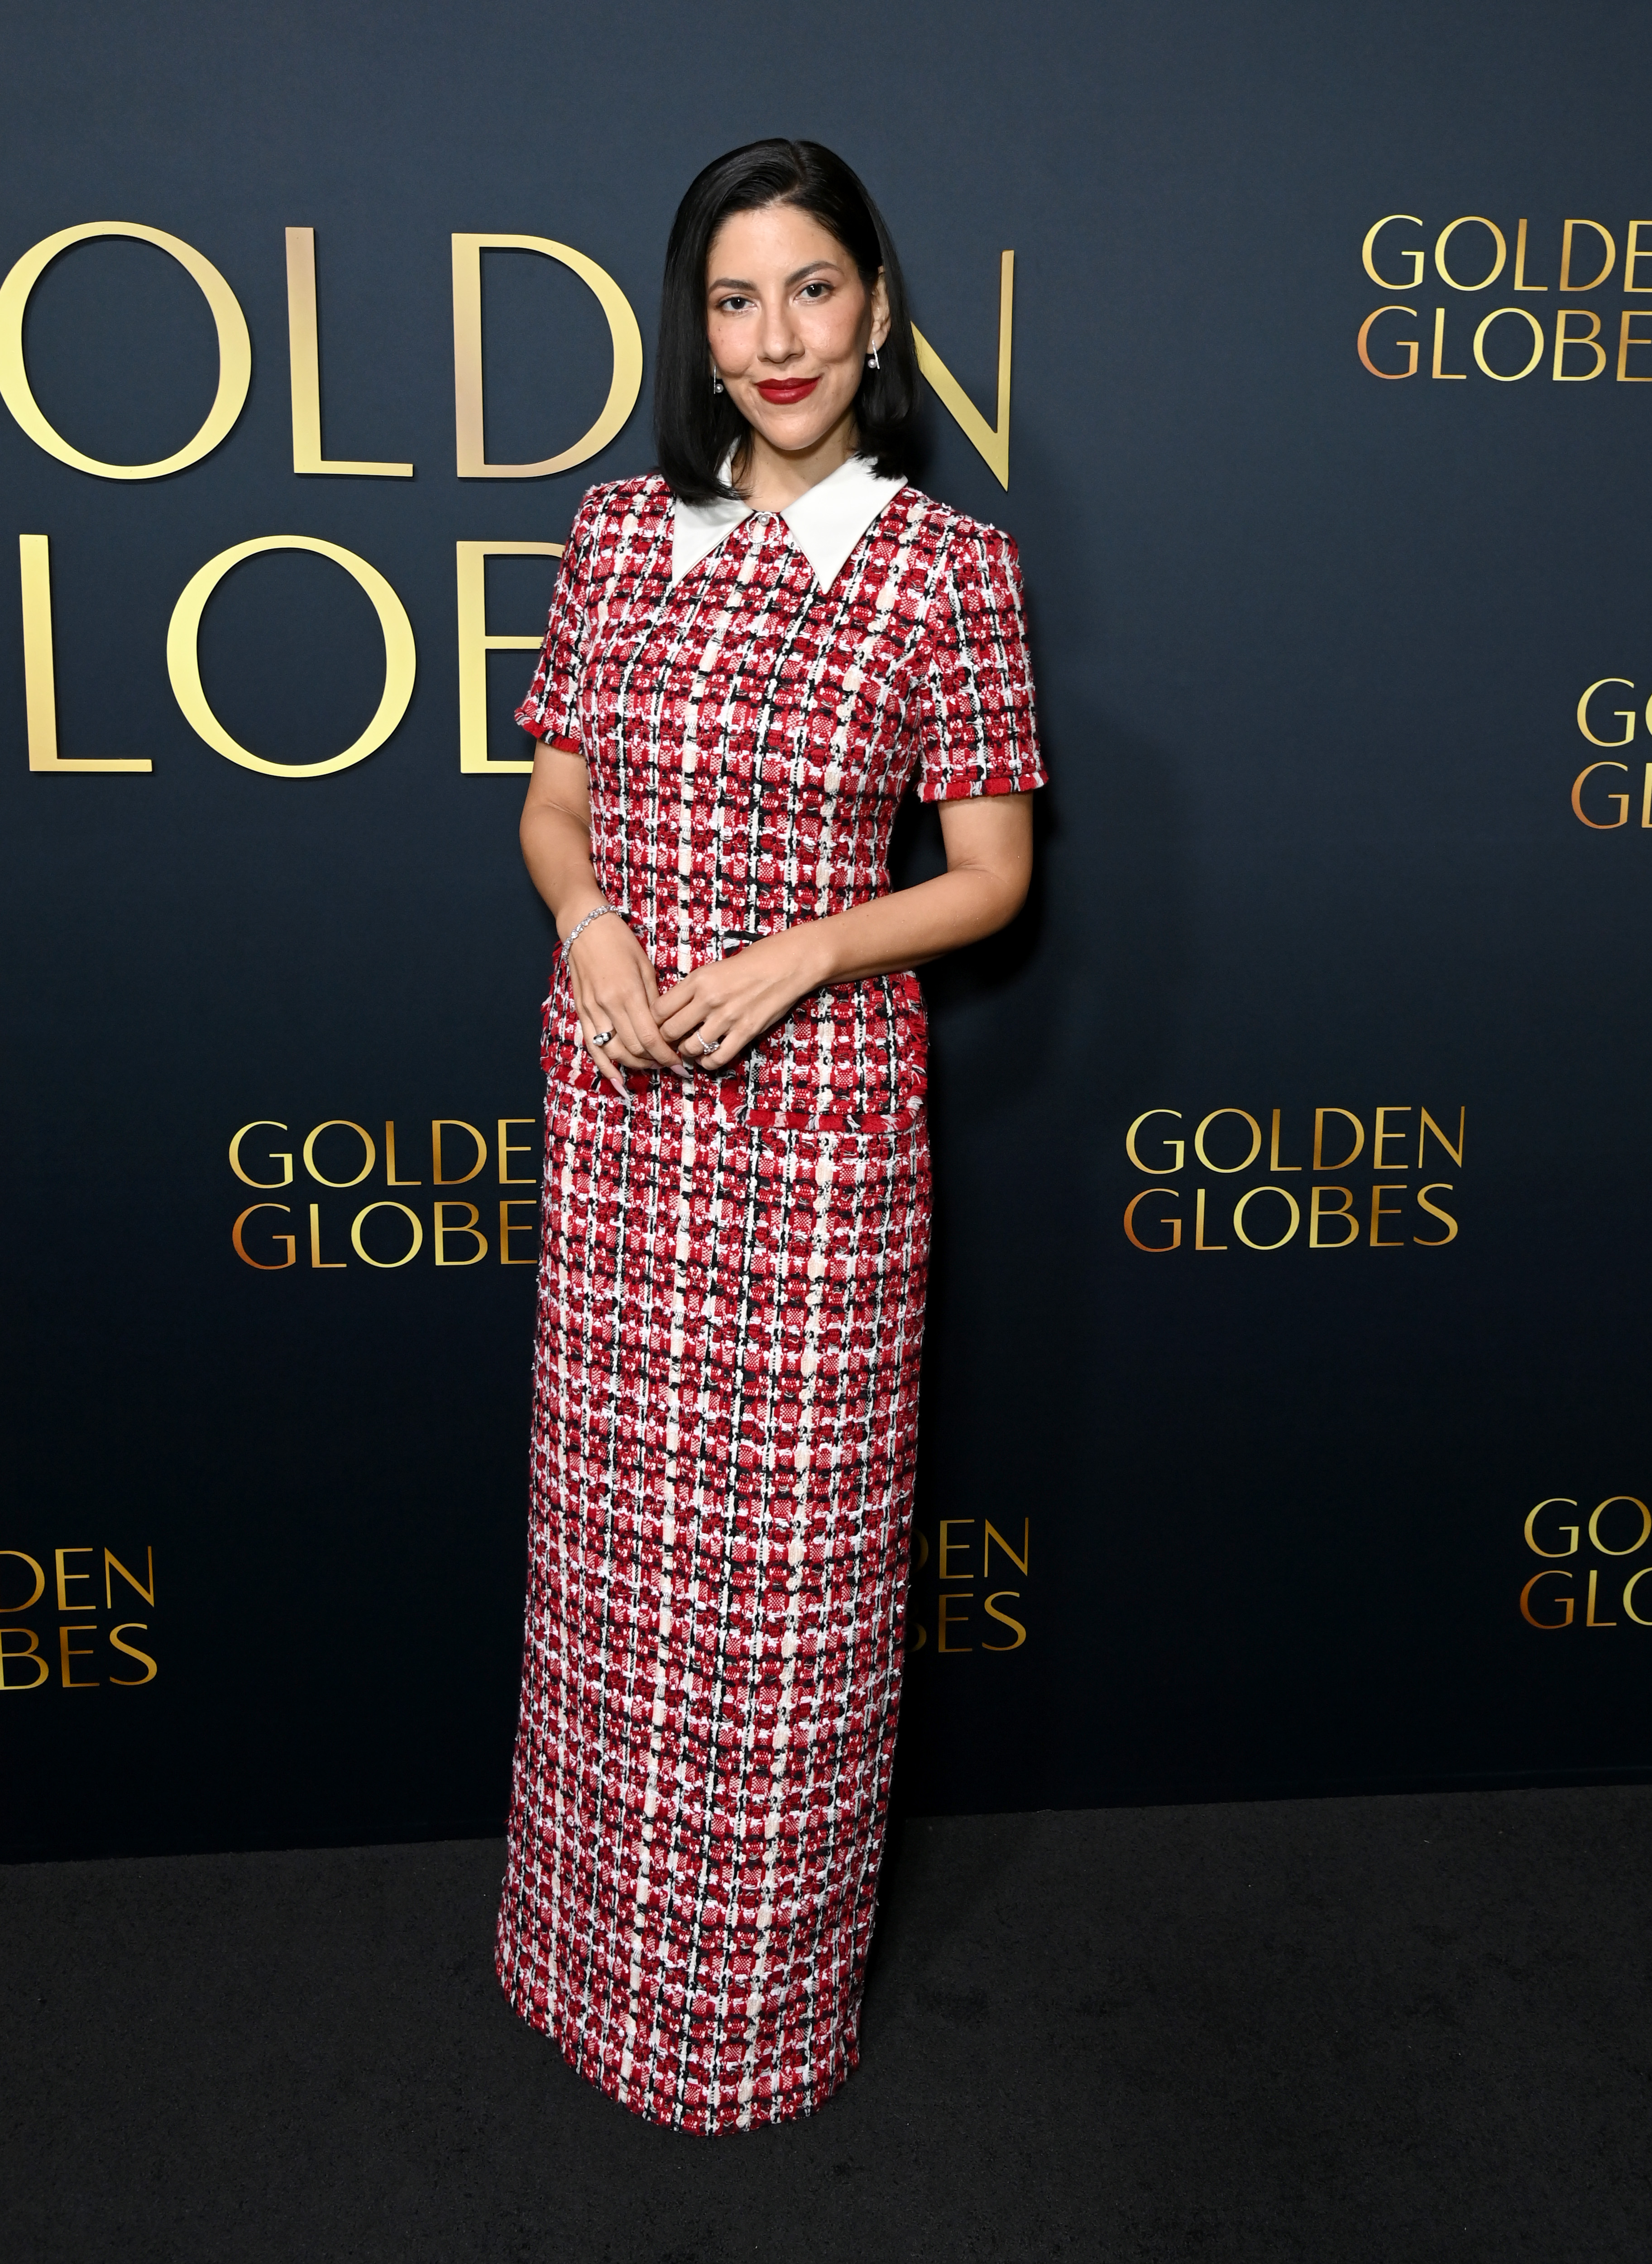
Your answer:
754;377;820;403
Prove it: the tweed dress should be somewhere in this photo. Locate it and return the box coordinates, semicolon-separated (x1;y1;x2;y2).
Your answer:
497;467;1043;2132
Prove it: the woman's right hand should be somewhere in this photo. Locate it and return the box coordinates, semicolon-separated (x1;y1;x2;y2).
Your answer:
566;912;686;1090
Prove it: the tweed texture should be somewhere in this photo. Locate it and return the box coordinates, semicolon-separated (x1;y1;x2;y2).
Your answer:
497;475;1042;2130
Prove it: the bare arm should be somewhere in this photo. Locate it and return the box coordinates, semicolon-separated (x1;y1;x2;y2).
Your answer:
519;740;683;1089
655;794;1034;1067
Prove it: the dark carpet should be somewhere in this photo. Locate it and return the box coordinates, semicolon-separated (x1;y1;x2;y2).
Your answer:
4;1787;1648;2262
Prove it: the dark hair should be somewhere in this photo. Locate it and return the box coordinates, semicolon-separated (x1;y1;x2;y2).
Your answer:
654;138;919;503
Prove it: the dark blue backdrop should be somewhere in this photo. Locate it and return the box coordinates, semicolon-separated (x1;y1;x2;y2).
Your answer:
4;0;1648;1858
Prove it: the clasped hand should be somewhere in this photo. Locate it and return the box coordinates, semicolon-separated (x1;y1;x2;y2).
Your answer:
566;916;817;1093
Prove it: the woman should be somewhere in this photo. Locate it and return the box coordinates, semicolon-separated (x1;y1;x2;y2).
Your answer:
497;138;1043;2133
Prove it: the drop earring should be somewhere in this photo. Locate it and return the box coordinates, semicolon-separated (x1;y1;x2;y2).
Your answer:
711;368;724;394
867;344;881;370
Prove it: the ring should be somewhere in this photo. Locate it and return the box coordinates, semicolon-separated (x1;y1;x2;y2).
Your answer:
590;1028;615;1048
698;1034;721;1056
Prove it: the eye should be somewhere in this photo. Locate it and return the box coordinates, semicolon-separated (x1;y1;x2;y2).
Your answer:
714;293;754;314
798;281;830;301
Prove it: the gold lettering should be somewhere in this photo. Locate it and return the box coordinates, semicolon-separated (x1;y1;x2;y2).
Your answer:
1125;1109;1183;1171
982;1593;1027;1650
1232;1186;1301;1250
309;1203;346;1269
1362;217;1424;289
456;541;563;775
1520;1571;1573;1628
1194;1186;1227;1251
1193;1108;1261;1173
53;1548;93;1612
1431;306;1465;380
451;234;643;478
1587;1497;1651;1556
284;227;411;476
0;1629;50;1688
498;1118;536;1184
433;1200;488;1266
1552;308;1605;381
0;221;250;478
1577;679;1636;747
1559;219;1615;290
1356;305;1419;378
168;537;416;778
1308;1185;1359;1249
1625;221;1652;292
913;250;1014;487
1369;1184;1407;1247
1512;217;1548;291
1624;1569;1652;1626
58;1625;98;1687
233;1203;296;1268
1524;1500;1579;1557
1472;307;1544;381
108;1626;158;1685
302;1120;376;1188
384;1120;420;1186
1313;1108;1364;1170
1616;309;1652;381
350;1201;422;1267
1585;1569;1616;1627
1268;1108;1302;1171
105;1548;155;1607
1413;1185;1459;1245
432;1120;486;1184
983;1520;1029;1578
938;1520;974;1579
935;1592;972;1653
1123;1190;1180;1250
1417;1108;1465;1167
0;1552;46;1611
499;1199;538;1265
229;1122;292;1187
18;536;152;770
1434;216;1507;289
1372;1107;1410;1168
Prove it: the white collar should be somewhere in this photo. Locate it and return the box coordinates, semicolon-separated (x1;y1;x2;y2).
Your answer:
670;450;907;591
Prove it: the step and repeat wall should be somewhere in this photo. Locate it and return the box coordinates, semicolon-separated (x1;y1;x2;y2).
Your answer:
4;0;1648;1857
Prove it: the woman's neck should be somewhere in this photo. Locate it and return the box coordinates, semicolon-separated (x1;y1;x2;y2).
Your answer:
733;412;858;513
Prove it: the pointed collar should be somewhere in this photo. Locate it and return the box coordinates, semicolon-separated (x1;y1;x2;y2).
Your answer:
670;451;907;592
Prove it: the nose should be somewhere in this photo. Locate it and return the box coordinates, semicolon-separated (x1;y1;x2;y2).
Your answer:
755;295;802;368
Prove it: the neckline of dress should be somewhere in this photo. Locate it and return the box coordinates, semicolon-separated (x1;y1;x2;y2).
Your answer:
669;451;908;593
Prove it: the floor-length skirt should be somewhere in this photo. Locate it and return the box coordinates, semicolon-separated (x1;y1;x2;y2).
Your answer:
497;1070;931;2132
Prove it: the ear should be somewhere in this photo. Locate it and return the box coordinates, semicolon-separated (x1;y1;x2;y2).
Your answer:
868;267;891;352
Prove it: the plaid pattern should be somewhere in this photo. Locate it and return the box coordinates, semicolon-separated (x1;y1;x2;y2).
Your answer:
498;475;1043;2131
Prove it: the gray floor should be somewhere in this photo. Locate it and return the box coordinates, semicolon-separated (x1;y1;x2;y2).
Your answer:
5;1788;1649;2261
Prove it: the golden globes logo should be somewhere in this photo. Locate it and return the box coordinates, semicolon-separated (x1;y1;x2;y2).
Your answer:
1122;1105;1464;1252
908;1517;1030;1655
1357;213;1652;385
230;1116;541;1270
3;220;1015;779
1571;678;1652;828
0;1546;157;1689
1519;1497;1652;1630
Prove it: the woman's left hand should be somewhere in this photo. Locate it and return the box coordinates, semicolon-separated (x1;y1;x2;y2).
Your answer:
655;932;823;1069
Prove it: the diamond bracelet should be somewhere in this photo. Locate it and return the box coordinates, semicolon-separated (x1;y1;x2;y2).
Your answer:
561;901;618;954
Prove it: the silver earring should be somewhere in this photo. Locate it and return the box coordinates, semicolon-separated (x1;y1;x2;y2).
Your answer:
712;369;724;394
867;344;881;370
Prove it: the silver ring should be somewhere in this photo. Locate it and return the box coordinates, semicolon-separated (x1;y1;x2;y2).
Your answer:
698;1033;721;1056
590;1028;615;1048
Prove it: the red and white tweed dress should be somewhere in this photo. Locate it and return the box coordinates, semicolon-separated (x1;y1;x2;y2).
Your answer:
497;468;1043;2132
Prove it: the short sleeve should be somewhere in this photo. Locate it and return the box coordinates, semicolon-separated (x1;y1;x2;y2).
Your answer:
915;521;1046;801
514;489;602;750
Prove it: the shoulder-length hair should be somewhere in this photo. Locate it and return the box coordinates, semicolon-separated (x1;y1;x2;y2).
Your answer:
654;138;919;503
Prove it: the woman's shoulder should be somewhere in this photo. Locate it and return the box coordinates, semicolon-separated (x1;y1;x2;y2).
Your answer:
892;486;1023;577
567;472;674;551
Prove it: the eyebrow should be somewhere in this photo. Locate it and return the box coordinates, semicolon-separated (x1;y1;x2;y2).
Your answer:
707;259;845;292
